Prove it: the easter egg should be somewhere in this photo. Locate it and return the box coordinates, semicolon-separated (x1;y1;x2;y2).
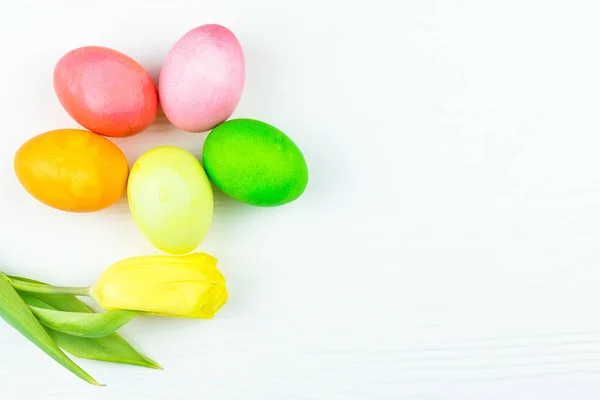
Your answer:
202;119;308;206
14;129;129;212
54;46;158;137
127;146;213;255
159;24;245;133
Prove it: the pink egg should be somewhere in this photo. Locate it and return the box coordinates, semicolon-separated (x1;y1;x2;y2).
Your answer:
159;24;245;133
54;46;158;138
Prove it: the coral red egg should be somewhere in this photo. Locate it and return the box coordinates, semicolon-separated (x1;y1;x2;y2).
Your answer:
53;46;158;138
159;24;245;133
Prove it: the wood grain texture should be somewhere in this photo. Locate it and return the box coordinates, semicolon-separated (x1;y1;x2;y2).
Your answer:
2;0;600;398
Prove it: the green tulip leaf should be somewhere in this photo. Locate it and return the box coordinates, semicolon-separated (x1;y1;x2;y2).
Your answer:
17;285;161;369
47;328;162;370
10;276;92;312
0;273;101;386
30;306;140;338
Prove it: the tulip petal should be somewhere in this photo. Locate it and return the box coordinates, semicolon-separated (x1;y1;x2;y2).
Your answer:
29;307;140;338
91;253;228;318
16;281;161;369
0;273;101;386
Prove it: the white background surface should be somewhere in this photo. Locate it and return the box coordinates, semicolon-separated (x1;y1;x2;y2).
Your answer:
1;0;600;398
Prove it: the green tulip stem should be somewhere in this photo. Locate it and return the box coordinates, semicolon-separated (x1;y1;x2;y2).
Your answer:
9;279;91;297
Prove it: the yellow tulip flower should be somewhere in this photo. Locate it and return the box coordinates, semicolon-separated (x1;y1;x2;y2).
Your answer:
91;253;228;318
4;252;228;385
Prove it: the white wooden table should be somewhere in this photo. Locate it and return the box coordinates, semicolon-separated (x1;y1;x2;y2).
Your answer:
2;0;600;398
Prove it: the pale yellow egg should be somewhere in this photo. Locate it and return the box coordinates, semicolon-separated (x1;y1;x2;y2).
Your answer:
127;146;213;255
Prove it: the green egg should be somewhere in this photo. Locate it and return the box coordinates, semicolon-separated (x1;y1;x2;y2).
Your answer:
202;118;308;206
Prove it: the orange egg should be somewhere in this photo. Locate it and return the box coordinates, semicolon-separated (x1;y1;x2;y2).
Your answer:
14;129;129;212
